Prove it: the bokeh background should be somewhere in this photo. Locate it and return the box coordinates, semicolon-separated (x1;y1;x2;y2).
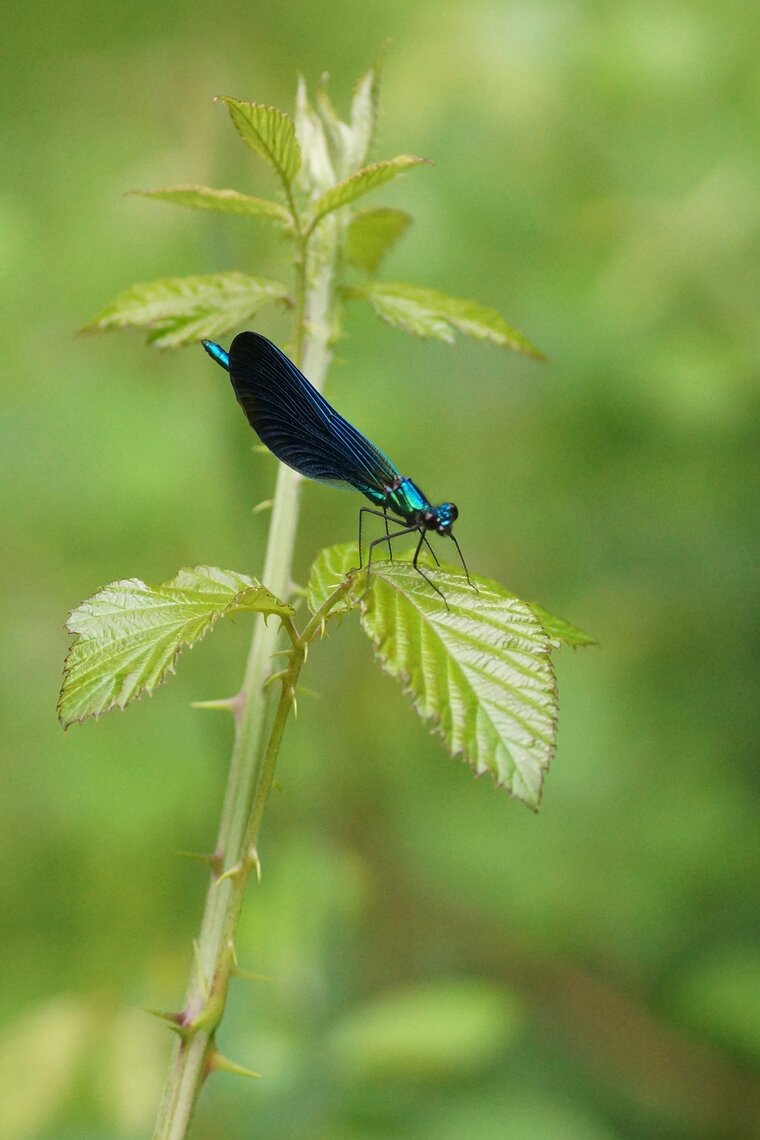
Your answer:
2;1;759;1137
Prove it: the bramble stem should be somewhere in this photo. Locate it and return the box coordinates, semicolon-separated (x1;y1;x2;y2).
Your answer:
152;213;342;1140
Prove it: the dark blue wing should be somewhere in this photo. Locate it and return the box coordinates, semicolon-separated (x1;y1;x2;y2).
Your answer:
227;332;400;500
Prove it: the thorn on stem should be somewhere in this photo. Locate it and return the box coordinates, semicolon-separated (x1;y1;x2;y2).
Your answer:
176;850;224;878
207;1048;262;1080
191;694;243;718
216;860;244;886
145;1007;184;1026
247;846;262;881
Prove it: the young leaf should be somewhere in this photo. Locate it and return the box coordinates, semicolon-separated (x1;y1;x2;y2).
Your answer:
347;208;413;274
217;97;301;188
346;58;383;170
294;76;336;194
84;272;289;348
315;78;353;179
130;185;292;225
306;156;432;232
346;283;545;359
59;567;294;728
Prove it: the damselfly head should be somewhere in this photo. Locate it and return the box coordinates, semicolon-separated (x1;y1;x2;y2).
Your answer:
422;502;458;535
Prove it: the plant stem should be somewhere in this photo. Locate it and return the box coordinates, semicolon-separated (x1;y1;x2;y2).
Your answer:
152;216;341;1140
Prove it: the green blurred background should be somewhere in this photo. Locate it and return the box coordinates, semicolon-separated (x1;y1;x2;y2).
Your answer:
2;1;759;1137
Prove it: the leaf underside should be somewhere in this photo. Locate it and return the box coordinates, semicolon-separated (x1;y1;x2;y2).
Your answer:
83;272;289;348
305;544;589;809
295;77;338;193
300;59;383;189
59;566;293;728
131;185;292;225
346;282;545;358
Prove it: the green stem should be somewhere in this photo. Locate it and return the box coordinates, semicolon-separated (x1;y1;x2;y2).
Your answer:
287;196;308;368
152;214;341;1140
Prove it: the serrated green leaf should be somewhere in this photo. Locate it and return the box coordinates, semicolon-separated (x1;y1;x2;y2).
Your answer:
130;185;292;225
307;544;557;808
367;565;556;807
218;97;301;188
346;282;545;358
84;272;289;348
530;604;596;648
366;562;556;808
306;156;432;232
59;566;294;728
348;284;454;341
307;544;593;651
347;208;413;274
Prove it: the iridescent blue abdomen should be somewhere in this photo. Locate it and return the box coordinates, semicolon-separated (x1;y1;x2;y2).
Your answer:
202;340;230;371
